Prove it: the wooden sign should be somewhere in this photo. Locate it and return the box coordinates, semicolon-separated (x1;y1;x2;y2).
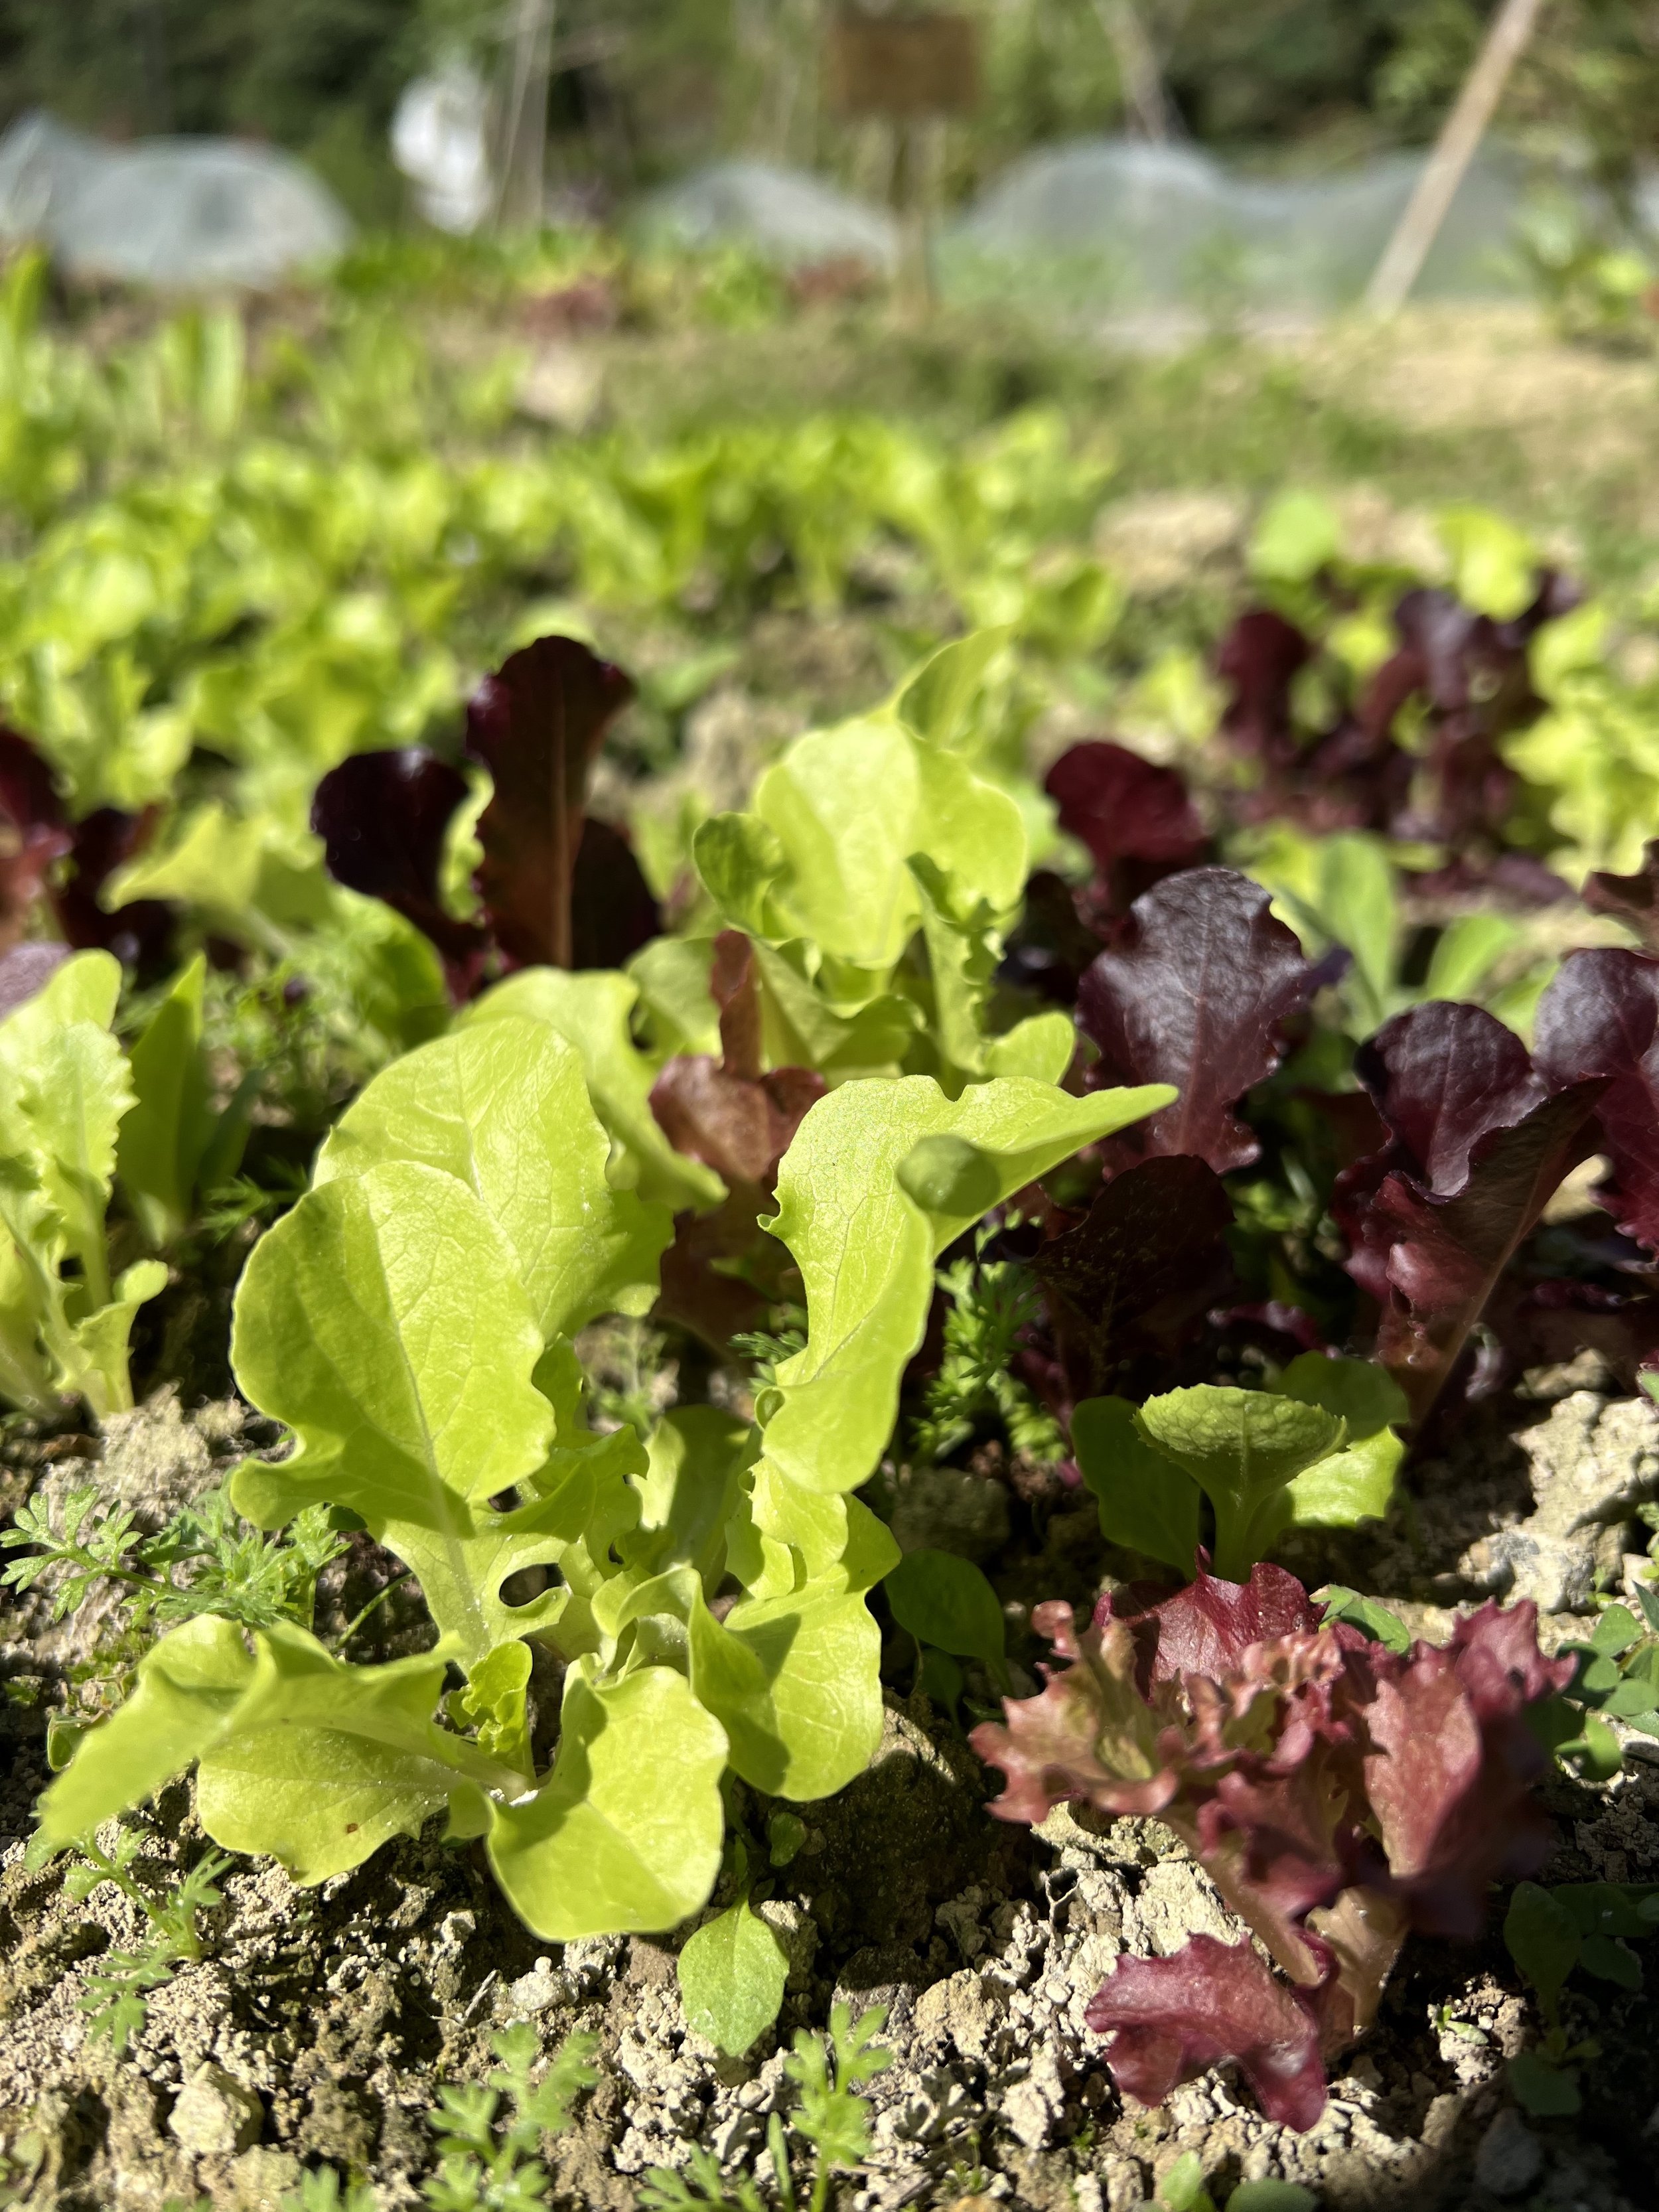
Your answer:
826;12;980;120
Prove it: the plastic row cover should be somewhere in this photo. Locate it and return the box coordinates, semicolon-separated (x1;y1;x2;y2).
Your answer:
642;138;1544;308
0;111;350;290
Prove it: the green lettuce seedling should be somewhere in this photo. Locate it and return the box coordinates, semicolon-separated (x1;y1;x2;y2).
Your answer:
690;633;1074;1092
0;950;168;1416
36;1015;1165;1950
1074;1355;1407;1580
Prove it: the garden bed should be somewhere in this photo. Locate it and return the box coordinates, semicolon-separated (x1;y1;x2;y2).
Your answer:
3;1372;1657;2212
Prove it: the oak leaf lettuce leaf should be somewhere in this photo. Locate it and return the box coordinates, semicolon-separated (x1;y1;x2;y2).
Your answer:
0;948;167;1415
315;1016;672;1338
755;1074;1174;1496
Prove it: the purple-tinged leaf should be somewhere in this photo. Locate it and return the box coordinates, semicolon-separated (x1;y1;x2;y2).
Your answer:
650;932;825;1191
1333;1002;1605;1419
1034;1155;1234;1398
0;940;68;1019
465;635;635;970
1583;840;1659;950
1076;869;1324;1173
1352;1003;1547;1196
1085;1935;1328;2130
1100;1561;1323;1691
569;815;662;974
1534;948;1659;1255
1362;1095;1603;1424
1218;610;1311;771
969;1599;1176;1828
1360;1600;1571;1939
54;806;175;979
977;1564;1571;2124
311;747;489;994
0;725;70;951
999;869;1107;1005
1043;741;1207;914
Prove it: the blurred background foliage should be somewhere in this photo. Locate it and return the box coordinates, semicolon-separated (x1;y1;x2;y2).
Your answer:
0;1;1655;222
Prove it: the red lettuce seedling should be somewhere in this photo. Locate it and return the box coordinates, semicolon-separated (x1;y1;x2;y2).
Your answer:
0;726;173;976
650;931;825;1351
466;635;636;970
310;747;488;994
971;1563;1573;2128
1333;1001;1605;1424
312;634;656;997
650;930;824;1190
1076;868;1326;1174
1216;577;1573;846
1583;842;1659;951
1534;948;1659;1258
1218;610;1310;776
1031;1153;1234;1403
1043;741;1208;918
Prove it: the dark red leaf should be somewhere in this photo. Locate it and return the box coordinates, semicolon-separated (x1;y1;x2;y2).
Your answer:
1100;1561;1323;1691
1033;1154;1234;1398
1043;742;1208;915
1218;610;1311;771
0;725;70;952
1086;1937;1328;2131
465;635;635;970
1583;841;1659;950
569;815;662;974
1534;948;1659;1254
1076;868;1325;1173
1333;1003;1606;1419
53;806;175;979
1365;1090;1603;1424
649;933;824;1190
999;869;1107;1005
311;747;489;995
1361;1600;1572;1938
1352;1002;1547;1196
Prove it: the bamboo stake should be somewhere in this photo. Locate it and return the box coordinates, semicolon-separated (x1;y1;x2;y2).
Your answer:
496;0;555;232
1091;0;1170;144
1364;0;1548;318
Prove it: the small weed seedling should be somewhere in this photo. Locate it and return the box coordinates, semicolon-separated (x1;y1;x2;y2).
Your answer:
25;1825;228;2053
1136;2150;1317;2211
1;1483;347;1641
1540;1592;1659;1779
640;2002;892;2212
421;2022;599;2212
1503;1879;1659;2115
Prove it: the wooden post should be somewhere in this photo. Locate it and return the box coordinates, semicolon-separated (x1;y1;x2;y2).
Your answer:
496;0;555;232
1364;0;1548;318
1090;0;1169;143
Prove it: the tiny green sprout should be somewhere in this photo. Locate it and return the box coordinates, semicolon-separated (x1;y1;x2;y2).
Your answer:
1503;1879;1659;2116
52;1830;228;2056
0;1481;347;1641
641;2004;892;2212
280;2175;380;2212
911;1239;1064;1465
422;2024;598;2211
767;1814;806;1868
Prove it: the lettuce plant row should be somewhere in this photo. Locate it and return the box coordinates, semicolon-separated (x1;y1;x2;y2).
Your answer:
5;579;1659;2140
